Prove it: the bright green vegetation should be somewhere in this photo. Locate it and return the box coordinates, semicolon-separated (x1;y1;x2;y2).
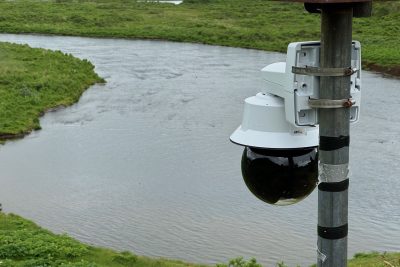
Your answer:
0;212;206;267
0;0;398;75
308;252;400;267
348;252;400;267
219;251;400;267
0;42;103;140
1;213;399;267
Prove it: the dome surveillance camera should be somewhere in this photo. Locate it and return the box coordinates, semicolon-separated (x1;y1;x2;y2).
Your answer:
230;93;319;205
230;41;362;205
241;146;318;205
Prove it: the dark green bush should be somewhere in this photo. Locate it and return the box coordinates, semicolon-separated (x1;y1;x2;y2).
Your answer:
217;257;262;267
112;251;138;266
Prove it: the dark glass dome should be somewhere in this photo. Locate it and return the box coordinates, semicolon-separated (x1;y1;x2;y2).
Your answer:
241;147;318;205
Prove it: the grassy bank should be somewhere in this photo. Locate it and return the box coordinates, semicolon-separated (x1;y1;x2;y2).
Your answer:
348;252;400;267
0;42;103;140
0;0;399;76
0;212;205;267
0;212;399;267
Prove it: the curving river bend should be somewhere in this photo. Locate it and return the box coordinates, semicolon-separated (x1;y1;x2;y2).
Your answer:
0;34;399;267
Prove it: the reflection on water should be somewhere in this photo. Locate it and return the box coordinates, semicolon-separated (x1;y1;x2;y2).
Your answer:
0;34;399;267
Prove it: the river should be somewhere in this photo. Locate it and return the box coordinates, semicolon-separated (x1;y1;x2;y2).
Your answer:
0;34;399;266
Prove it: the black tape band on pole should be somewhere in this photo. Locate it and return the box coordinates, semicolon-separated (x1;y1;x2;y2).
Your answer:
318;224;348;240
319;135;350;151
318;179;349;192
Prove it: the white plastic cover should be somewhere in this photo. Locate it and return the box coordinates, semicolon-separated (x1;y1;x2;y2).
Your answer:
230;93;319;149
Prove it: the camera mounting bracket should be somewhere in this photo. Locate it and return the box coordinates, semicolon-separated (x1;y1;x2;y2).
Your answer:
261;41;361;127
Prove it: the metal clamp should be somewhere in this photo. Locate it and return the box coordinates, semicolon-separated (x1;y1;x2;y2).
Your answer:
308;98;355;109
292;66;356;77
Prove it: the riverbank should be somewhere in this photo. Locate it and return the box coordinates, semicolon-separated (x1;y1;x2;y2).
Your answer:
0;0;398;77
0;42;103;140
0;212;399;267
0;212;205;267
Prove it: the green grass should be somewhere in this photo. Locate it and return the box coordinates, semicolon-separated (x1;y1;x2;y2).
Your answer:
348;252;400;267
1;213;399;267
0;0;398;75
0;42;103;139
0;212;206;267
308;252;400;267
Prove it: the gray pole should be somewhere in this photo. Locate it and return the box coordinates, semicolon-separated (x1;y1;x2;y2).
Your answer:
317;6;353;267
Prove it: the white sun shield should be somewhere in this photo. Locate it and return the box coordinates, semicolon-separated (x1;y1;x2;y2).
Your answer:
229;93;319;149
261;41;361;127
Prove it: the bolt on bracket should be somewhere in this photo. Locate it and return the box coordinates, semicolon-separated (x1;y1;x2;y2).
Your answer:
308;98;355;109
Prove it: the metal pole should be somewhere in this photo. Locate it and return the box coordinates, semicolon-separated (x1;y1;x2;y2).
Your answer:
317;6;353;267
